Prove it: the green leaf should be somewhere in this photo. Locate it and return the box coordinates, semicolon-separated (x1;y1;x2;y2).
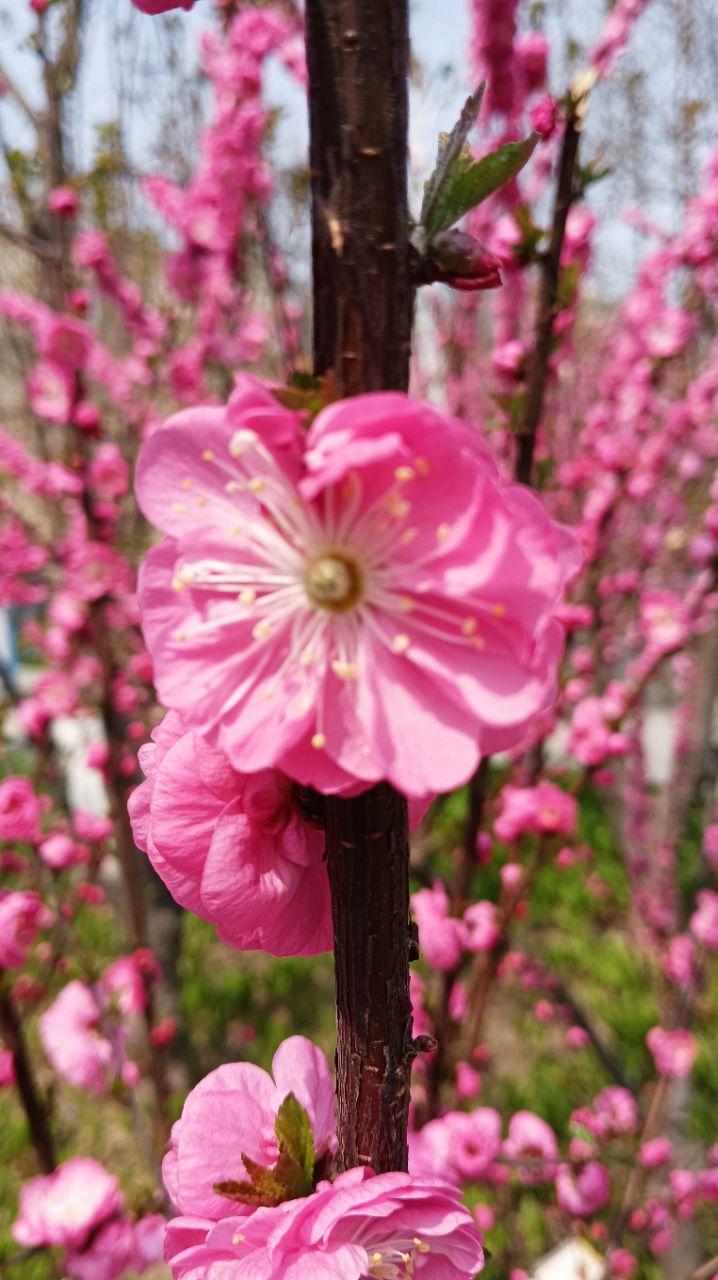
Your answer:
420;84;486;236
275;1092;315;1187
423;134;539;239
213;1149;311;1209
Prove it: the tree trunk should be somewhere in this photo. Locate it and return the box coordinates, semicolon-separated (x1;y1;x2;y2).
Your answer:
305;0;415;1173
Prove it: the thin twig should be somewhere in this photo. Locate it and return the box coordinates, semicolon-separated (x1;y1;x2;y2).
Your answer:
515;97;583;485
0;985;56;1173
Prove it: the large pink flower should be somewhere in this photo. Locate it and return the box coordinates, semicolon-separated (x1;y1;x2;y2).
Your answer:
165;1166;485;1279
164;1035;336;1221
136;378;578;796
128;711;333;956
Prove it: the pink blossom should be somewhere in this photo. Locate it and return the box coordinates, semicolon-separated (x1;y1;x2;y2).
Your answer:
73;810;112;841
663;934;695;986
0;1048;16;1086
13;1157;123;1249
640;589;690;650
503;1110;558;1183
39;980;114;1092
0;776;42;841
129;711;333;956
166;1165;485;1279
27;360;74;423
690;889;718;950
164;1035;335;1220
410;1108;501;1184
101;955;147;1015
567;1025;589;1048
49;186;79;216
647;1027;698;1078
592;1086;638;1137
38;833;85;870
530;94;557;138
639;1138;672;1168
133;0;195;11
515;32;549;91
464;900;501;952
0;892;50;968
569;697;628;766
65;1217;137;1280
556;1161;610;1216
456;1061;481;1100
87;443;130;501
136;377;578;797
492;339;526;379
494;781;576;842
609;1249;637;1278
411;881;467;970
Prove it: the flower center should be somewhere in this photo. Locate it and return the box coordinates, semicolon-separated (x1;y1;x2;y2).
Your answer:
304;554;363;612
368;1236;430;1278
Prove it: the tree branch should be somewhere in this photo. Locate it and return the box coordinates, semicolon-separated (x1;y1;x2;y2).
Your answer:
306;0;415;1174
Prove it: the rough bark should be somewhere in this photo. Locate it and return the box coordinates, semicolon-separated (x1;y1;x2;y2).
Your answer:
306;0;415;1173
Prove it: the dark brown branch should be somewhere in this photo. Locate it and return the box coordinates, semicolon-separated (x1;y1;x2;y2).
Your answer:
0;985;56;1173
306;0;415;1174
515;97;584;486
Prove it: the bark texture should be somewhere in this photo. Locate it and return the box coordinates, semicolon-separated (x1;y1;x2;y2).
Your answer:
306;0;415;1173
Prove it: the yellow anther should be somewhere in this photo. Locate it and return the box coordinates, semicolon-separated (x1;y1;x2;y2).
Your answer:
248;477;265;493
230;523;242;536
414;456;430;476
300;648;316;667
181;478;192;489
392;633;411;654
491;603;506;617
397;595;413;612
170;502;186;513
472;635;486;650
174;631;186;643
239;588;256;605
226;480;243;493
462;617;477;635
201;449;215;461
331;660;359;680
196;496;206;507
400;528;417;546
252;619;271;640
436;523;450;543
311;733;327;749
386;494;411;520
232;1233;245;1244
395;465;415;483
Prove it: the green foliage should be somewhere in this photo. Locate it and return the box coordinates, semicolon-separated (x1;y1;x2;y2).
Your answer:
419;86;537;241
